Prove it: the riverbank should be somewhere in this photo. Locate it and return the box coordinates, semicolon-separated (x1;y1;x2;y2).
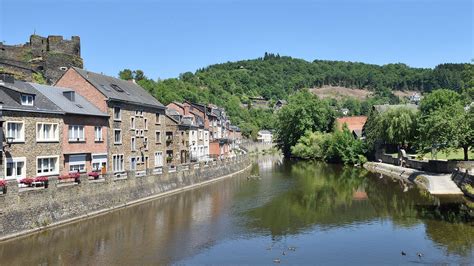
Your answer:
0;156;251;242
364;162;463;195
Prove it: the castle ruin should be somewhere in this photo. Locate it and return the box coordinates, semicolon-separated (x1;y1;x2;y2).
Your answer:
0;35;83;84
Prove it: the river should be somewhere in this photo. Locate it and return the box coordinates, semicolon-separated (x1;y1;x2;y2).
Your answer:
0;156;472;265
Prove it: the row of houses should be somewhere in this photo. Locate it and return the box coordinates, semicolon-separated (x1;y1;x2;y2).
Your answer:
0;67;242;181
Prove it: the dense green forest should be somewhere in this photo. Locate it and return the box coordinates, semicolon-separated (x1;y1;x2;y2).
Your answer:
119;54;472;138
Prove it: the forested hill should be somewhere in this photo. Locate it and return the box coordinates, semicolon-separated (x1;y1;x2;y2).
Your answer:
119;54;472;137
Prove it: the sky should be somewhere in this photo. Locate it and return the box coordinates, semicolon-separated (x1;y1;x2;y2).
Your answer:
1;0;472;79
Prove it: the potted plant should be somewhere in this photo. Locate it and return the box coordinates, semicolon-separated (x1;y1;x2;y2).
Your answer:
20;177;34;187
166;156;173;164
0;180;7;194
34;176;49;188
88;171;100;180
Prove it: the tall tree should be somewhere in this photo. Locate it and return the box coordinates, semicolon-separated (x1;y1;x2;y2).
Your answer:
274;90;335;157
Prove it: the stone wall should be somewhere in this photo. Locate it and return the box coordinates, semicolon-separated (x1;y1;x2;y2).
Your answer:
377;153;474;174
0;35;83;84
0;155;251;240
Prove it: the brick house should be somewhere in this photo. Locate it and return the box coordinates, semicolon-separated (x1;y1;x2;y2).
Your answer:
56;67;167;176
30;83;109;176
0;77;64;180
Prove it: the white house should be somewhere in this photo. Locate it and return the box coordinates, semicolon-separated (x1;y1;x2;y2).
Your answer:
257;130;273;144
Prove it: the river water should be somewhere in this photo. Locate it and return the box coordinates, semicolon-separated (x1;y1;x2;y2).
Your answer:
0;156;472;265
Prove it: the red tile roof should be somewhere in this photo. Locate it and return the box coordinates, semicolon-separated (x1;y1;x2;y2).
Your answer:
335;116;368;132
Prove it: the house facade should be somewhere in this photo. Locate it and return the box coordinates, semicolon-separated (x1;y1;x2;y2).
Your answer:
56;67;167;176
257;130;273;144
31;83;109;175
0;77;64;180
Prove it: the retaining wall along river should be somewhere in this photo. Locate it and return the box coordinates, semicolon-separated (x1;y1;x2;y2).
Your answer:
0;155;251;241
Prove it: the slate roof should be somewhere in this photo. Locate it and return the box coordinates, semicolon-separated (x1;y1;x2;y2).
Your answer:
0;80;63;114
72;67;165;109
30;83;108;117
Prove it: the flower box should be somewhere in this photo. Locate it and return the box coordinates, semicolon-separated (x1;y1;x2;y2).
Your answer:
59;172;81;183
0;180;6;194
88;172;100;179
20;178;35;186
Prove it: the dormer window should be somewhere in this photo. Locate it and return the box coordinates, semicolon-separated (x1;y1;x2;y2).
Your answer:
21;94;34;106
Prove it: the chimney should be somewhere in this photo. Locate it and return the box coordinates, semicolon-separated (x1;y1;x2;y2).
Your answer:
63;91;75;102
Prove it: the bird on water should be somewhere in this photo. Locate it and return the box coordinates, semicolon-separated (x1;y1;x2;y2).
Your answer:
401;251;406;256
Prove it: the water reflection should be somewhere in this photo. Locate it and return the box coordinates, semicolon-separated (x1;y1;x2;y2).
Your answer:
0;157;472;265
246;159;473;257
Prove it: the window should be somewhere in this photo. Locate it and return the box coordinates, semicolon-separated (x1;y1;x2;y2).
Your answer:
69;154;86;173
37;123;59;142
94;127;103;141
131;137;136;151
155;113;161;124
37;156;59;175
130;157;137;170
21;94;34;106
144;137;148;150
199;129;203;140
112;154;124;172
5;157;26;180
114;130;122;144
135;110;143;117
144;118;148;130
130;117;136;129
154;152;163;167
140;129;144;137
69;125;85;141
92;154;107;171
6;122;24;142
155;131;161;143
113;107;121;121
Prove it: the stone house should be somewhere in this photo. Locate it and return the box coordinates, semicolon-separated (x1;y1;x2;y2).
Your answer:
56;67;167;176
0;77;64;180
30;83;109;176
167;102;210;162
163;111;189;165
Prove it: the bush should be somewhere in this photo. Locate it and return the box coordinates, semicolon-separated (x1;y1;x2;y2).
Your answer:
291;125;367;165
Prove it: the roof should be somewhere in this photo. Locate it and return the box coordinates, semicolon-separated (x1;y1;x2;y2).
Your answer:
30;83;108;117
258;130;272;135
336;116;368;132
373;104;418;113
72;67;165;109
0;80;63;114
166;109;180;117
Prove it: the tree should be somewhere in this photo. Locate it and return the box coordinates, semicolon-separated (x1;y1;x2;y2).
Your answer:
274;90;335;157
119;69;133;80
379;107;419;150
325;125;367;165
291;131;329;160
418;89;473;160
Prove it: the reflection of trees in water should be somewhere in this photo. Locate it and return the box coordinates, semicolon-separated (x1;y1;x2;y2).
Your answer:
245;161;376;236
424;219;474;256
246;160;473;257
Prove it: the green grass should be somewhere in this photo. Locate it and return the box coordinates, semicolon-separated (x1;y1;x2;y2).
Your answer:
390;148;474;161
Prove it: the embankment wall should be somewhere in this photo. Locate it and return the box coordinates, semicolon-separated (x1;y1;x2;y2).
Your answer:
0;156;251;241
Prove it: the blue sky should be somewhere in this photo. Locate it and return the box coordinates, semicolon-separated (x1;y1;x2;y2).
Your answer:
1;0;472;79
